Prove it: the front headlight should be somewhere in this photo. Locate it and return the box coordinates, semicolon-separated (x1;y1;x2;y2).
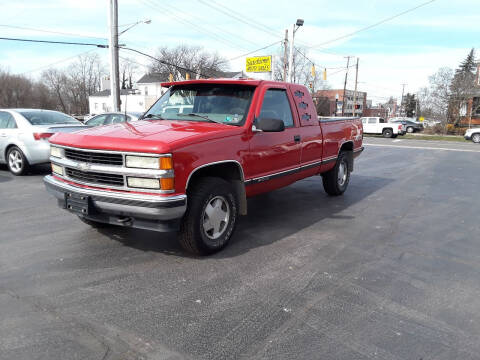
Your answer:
50;146;64;158
125;155;172;170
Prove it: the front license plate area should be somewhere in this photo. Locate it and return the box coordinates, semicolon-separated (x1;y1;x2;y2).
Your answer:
65;192;90;215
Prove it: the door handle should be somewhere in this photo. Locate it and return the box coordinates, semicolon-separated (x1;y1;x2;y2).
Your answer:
294;135;301;143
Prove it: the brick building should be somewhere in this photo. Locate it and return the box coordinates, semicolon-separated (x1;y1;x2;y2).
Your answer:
362;106;388;118
313;89;367;116
460;64;480;126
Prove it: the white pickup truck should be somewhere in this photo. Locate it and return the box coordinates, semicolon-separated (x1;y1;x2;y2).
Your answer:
360;117;405;138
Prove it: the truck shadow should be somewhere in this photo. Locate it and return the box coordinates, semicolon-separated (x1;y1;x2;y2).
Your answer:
99;175;393;258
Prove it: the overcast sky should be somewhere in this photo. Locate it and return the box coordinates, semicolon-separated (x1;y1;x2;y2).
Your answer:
1;0;478;103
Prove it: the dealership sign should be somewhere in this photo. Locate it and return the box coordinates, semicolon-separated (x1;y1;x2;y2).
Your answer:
246;56;272;73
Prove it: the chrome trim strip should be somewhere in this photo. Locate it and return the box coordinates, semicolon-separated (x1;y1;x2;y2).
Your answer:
44;175;186;204
318;116;361;123
186;160;246;189
51;157;174;178
51;144;172;157
244;157;337;186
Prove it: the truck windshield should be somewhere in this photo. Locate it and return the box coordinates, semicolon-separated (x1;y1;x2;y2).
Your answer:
144;84;255;126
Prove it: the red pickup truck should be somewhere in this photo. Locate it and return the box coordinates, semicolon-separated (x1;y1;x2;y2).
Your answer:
45;79;363;254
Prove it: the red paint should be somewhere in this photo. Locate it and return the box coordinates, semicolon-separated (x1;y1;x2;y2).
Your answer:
50;80;363;198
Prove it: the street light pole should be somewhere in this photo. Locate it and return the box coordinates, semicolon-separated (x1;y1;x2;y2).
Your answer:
288;19;304;83
108;0;120;112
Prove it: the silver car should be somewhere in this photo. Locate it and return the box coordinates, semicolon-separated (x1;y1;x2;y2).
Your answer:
84;112;143;126
0;109;86;175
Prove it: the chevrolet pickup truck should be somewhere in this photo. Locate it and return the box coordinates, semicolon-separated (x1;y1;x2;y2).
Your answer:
44;79;363;255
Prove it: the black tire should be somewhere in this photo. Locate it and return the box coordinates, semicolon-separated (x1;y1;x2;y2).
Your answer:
6;146;29;176
382;129;393;138
178;177;238;255
322;151;351;196
78;216;109;228
472;133;480;143
407;126;414;133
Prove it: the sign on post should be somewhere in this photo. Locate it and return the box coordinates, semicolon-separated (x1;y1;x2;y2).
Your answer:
246;56;272;73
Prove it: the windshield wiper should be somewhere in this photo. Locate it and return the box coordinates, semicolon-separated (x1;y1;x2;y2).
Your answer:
142;113;165;120
178;113;229;125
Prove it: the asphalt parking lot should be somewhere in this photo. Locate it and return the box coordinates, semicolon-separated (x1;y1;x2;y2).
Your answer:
1;138;480;360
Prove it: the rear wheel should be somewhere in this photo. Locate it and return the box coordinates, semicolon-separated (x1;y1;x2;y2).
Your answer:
322;151;351;196
178;177;238;255
472;133;480;143
7;146;29;176
382;129;393;138
407;126;414;133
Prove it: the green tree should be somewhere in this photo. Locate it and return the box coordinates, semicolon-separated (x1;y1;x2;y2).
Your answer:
449;49;477;124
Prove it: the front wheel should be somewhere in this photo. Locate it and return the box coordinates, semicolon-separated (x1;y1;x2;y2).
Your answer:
472;133;480;143
7;146;29;176
322;152;351;196
407;126;414;133
178;177;238;255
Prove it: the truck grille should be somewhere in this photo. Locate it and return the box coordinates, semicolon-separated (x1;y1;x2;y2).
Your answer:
65;167;124;187
64;148;123;166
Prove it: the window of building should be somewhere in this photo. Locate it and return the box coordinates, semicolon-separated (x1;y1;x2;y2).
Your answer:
94;103;98;110
145;86;148;96
473;97;480;116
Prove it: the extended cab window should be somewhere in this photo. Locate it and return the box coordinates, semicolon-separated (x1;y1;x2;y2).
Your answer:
259;89;294;127
368;118;377;124
145;84;255;126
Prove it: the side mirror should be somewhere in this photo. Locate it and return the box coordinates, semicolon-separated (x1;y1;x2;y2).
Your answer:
256;118;285;132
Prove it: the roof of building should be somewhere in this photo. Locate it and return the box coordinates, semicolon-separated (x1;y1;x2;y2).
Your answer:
90;89;134;97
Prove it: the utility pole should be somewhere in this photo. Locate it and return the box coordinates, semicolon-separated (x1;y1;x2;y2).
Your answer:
352;58;359;117
400;83;406;117
283;29;288;81
108;0;120;112
288;19;304;83
341;56;353;116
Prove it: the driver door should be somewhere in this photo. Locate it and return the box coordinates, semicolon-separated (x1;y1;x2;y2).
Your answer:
245;87;302;193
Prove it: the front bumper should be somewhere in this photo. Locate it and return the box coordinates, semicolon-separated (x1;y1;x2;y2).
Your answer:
44;175;187;232
465;135;472;140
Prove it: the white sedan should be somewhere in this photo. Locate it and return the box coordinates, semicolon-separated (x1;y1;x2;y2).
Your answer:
464;128;480;143
0;109;86;175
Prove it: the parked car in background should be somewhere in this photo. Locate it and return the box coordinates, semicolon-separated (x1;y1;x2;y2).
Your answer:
84;112;143;127
360;117;404;138
464;128;480;143
0;109;86;175
422;119;442;127
390;118;424;133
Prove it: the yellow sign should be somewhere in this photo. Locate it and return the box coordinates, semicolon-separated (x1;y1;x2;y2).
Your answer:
246;56;271;73
419;116;425;122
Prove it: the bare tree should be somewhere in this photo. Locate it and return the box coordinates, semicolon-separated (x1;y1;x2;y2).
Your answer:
120;57;138;89
417;67;453;123
148;45;228;80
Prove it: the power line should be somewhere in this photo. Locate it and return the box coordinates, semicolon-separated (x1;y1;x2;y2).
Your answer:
20;49;98;75
0;37;108;48
119;46;208;78
197;0;280;39
0;24;107;40
137;0;252;51
222;41;282;64
309;0;437;48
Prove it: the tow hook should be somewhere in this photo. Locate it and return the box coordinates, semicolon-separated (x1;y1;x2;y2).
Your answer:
116;216;133;226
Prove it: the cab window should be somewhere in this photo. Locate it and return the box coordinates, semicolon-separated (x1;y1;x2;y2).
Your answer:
368;118;377;124
259;89;294;127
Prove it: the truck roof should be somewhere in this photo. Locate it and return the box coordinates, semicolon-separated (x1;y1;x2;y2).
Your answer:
161;79;292;88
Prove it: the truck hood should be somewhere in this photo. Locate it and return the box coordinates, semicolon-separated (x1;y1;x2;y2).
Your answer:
49;120;244;153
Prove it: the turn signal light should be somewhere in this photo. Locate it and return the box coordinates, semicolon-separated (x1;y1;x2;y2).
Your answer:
160;177;174;190
33;132;53;140
159;157;173;170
